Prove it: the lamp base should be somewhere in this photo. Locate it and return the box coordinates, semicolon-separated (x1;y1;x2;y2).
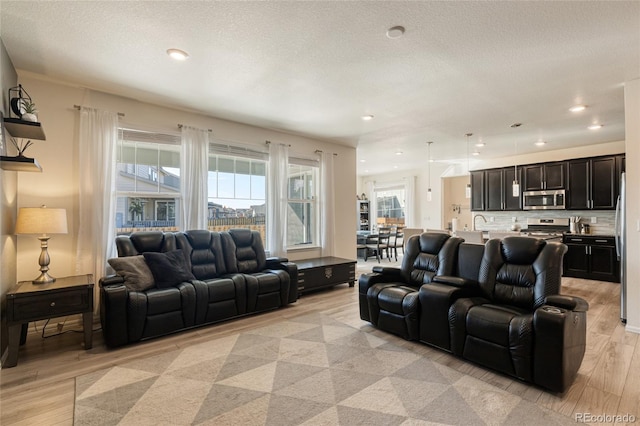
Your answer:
32;272;56;284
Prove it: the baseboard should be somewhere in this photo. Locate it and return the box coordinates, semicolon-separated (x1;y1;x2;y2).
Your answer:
625;324;640;334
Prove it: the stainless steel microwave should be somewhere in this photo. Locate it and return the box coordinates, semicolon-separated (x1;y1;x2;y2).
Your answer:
522;189;566;210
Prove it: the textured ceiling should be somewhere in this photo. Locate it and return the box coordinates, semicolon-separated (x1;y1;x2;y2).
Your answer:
1;1;638;175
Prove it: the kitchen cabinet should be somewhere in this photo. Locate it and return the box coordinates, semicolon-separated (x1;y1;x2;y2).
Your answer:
470;170;485;211
567;155;621;210
523;162;565;191
563;235;619;282
485;167;521;211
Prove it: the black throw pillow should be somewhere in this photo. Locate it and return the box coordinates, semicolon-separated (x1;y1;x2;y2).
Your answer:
143;249;195;289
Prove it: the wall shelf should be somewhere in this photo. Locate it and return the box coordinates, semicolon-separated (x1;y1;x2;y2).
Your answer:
3;117;46;140
0;156;42;172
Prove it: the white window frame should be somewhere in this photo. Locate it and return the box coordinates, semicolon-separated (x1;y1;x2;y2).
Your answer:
287;156;320;249
114;128;182;233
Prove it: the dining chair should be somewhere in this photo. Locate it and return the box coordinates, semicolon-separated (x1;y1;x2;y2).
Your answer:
365;227;391;262
389;225;405;261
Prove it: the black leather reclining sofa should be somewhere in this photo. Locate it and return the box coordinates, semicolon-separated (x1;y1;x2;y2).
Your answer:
359;233;589;393
100;228;297;347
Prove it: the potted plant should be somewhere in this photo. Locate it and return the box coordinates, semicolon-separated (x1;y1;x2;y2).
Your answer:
20;99;38;122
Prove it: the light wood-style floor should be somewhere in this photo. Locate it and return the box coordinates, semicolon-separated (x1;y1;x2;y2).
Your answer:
1;258;637;425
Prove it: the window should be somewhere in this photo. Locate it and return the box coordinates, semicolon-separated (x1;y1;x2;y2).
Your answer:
287;158;319;247
207;143;268;243
375;187;405;228
115;129;181;234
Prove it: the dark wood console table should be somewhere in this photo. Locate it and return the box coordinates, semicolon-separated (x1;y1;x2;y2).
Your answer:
2;274;94;368
296;257;356;294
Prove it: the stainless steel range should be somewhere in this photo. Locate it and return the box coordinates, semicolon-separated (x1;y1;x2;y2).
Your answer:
520;218;569;241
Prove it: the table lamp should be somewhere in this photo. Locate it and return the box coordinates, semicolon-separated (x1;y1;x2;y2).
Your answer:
15;205;68;284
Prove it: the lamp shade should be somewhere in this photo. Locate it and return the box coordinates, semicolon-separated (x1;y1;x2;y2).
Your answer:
15;206;68;235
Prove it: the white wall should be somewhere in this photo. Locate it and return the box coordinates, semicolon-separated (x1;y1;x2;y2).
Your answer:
14;72;357;283
624;79;639;333
1;38;19;356
358;162;451;231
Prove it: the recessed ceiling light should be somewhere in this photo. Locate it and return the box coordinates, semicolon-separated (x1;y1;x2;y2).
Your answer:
510;123;522;128
535;140;547;146
472;151;480;156
393;165;399;169
359;159;366;163
569;105;587;112
167;48;189;61
475;142;485;147
386;26;405;39
588;124;603;130
429;159;434;163
361;114;374;121
395;151;403;156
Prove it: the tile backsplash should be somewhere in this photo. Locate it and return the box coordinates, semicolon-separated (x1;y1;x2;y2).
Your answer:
470;210;616;235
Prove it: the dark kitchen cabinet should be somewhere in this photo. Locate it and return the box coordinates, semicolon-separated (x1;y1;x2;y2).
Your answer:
470;170;485;211
567;155;620;210
563;235;619;282
523;162;565;191
485;167;521;211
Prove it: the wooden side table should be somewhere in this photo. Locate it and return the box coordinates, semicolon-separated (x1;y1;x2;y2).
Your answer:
2;274;94;368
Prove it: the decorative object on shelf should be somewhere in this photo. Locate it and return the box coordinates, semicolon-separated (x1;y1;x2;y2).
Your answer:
15;205;68;284
9;137;33;157
19;99;38;122
361;193;367;200
426;141;433;202
465;133;472;198
8;84;34;120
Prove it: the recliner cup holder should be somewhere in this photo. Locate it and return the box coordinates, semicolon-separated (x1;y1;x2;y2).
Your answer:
542;306;563;314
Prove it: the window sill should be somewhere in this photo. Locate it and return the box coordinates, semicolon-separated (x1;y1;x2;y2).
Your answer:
287;245;321;252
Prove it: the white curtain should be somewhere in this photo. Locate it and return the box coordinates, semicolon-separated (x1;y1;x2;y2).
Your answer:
75;107;118;296
180;126;209;231
405;175;417;227
320;152;335;256
267;143;288;257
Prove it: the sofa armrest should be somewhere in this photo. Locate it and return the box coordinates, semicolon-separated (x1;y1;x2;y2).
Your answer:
533;303;588;392
265;260;298;303
544;295;589;312
432;275;479;289
99;274;125;287
100;283;130;347
266;256;289;266
371;266;402;277
418;282;481;350
358;269;406;322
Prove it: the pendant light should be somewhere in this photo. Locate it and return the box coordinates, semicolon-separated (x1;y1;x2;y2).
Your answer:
426;141;433;202
512;141;520;197
510;123;521;197
465;133;473;199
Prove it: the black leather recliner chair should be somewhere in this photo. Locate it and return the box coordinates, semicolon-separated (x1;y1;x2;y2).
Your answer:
223;228;298;309
449;237;588;392
359;233;462;340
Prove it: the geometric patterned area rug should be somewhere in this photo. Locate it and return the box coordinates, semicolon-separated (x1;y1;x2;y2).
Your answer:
74;313;574;425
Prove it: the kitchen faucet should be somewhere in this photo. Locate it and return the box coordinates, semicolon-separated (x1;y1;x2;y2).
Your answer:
473;214;487;231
